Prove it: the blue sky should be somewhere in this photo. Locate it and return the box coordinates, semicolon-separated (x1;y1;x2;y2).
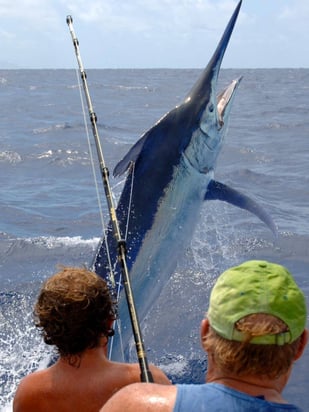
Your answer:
1;0;308;69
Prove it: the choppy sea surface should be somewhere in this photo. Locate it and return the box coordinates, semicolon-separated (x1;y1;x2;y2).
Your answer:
0;68;308;411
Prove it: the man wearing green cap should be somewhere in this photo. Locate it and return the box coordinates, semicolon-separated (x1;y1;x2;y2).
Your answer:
100;260;308;412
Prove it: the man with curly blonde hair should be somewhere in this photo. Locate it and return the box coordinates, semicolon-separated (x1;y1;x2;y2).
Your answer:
100;260;308;412
13;266;170;412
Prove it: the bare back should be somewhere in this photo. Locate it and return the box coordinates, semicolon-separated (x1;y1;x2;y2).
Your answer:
13;353;170;412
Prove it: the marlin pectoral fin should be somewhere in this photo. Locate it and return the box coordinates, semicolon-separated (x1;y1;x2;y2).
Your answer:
205;180;278;237
113;133;149;177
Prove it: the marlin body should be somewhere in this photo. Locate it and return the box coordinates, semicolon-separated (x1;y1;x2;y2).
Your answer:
93;0;276;360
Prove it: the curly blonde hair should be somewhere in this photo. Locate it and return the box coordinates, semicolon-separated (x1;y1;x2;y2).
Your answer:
203;313;301;379
34;266;116;360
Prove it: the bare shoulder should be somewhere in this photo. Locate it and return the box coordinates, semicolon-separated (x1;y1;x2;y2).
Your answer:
113;361;171;385
13;370;49;412
100;383;177;412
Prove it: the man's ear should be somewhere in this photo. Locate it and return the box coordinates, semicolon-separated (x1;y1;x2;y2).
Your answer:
200;318;210;342
294;329;308;361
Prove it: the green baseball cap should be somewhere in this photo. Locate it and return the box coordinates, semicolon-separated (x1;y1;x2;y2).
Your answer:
207;260;307;345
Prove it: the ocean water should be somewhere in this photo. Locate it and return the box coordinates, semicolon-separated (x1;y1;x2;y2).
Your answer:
0;68;308;410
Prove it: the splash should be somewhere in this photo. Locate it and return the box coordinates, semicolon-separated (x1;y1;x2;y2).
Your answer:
0;290;55;409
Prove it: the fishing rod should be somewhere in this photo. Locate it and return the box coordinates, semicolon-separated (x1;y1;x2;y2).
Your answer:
66;15;153;383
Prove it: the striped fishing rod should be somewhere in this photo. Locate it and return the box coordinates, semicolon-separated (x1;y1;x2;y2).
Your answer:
66;15;153;383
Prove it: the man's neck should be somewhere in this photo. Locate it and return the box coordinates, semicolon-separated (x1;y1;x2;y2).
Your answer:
57;343;110;371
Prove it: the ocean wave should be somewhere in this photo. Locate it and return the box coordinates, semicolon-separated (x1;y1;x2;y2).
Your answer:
1;235;100;262
22;235;100;249
0;76;8;85
117;84;156;92
0;150;22;164
33;122;72;134
35;147;87;159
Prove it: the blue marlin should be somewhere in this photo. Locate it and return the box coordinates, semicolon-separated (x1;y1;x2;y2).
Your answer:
93;0;276;360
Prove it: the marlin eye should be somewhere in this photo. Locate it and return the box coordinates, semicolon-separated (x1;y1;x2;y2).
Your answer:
208;103;214;113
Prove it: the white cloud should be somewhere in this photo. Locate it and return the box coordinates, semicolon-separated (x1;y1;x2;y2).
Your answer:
0;0;308;68
0;0;59;26
0;29;16;40
63;0;240;34
279;0;309;20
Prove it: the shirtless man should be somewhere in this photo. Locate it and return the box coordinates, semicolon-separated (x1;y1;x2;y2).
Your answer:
13;266;170;412
100;260;308;412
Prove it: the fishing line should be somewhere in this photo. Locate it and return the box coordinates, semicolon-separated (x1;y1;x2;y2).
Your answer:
71;18;130;367
108;165;135;360
75;68;133;360
74;67;116;287
125;162;135;241
74;69;104;230
66;15;153;383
